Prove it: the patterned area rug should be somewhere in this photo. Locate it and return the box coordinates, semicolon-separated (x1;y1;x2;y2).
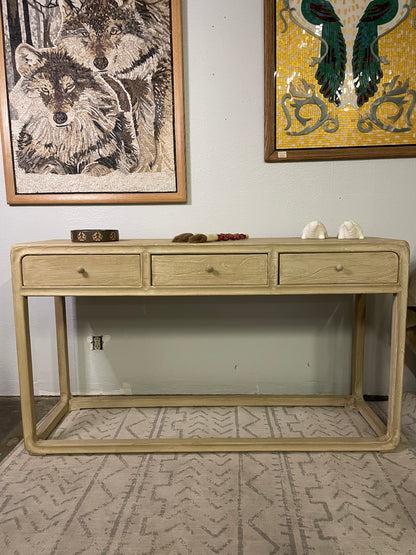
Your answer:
0;395;415;554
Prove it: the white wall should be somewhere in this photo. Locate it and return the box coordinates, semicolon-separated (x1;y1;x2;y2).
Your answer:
1;0;415;396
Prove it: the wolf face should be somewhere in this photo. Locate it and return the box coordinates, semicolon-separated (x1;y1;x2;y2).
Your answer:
55;0;169;80
54;0;174;171
13;44;139;176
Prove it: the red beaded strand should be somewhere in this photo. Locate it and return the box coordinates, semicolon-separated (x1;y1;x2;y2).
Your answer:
217;233;248;241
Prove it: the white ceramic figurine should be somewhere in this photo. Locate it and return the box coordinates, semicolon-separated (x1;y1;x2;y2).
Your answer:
301;220;328;239
337;220;364;239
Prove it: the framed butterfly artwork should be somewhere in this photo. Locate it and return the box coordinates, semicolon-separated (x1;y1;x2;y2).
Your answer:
264;0;416;162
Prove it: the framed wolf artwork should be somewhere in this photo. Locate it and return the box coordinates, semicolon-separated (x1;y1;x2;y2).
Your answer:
0;0;186;204
264;0;416;162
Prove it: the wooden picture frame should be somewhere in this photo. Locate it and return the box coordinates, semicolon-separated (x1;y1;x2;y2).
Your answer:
264;0;416;162
0;0;186;204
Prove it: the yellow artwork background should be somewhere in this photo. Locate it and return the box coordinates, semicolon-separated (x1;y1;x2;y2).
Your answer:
275;0;416;150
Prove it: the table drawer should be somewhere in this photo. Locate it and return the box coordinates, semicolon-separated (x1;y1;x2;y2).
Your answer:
152;254;268;286
22;255;141;287
279;252;398;285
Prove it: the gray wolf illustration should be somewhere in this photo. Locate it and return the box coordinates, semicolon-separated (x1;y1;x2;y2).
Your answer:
11;43;139;176
54;0;174;172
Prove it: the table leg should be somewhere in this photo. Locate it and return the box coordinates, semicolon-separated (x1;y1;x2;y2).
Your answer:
351;293;366;400
54;296;71;405
12;295;37;450
36;298;72;441
386;291;408;447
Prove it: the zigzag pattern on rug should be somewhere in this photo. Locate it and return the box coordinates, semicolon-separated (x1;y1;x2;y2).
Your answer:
0;394;415;554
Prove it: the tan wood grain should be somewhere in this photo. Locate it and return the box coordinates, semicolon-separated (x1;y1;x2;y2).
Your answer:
26;436;399;456
279;252;398;285
10;237;410;454
151;254;268;286
54;297;71;405
351;294;366;399
36;399;70;440
356;399;387;437
0;18;21;203
69;394;352;410
22;255;141;287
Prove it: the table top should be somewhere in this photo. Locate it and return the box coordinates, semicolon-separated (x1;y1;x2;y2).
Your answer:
10;236;410;251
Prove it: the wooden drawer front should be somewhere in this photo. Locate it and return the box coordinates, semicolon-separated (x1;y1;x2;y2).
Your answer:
152;254;268;286
279;252;398;285
22;255;141;287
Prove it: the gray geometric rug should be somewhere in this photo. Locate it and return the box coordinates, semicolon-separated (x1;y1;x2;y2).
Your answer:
0;395;415;554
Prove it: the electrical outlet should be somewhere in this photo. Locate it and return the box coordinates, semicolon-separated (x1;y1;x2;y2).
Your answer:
91;336;104;350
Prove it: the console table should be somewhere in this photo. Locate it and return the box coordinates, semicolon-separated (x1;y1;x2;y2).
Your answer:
10;237;409;455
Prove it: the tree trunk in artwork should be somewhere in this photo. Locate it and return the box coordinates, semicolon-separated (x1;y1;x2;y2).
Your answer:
6;0;23;84
21;0;32;46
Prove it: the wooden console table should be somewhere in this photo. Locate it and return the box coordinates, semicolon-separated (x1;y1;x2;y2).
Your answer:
10;237;409;455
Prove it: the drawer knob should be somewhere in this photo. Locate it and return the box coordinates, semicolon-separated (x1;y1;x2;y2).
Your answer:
206;266;214;273
77;266;86;274
335;264;344;272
